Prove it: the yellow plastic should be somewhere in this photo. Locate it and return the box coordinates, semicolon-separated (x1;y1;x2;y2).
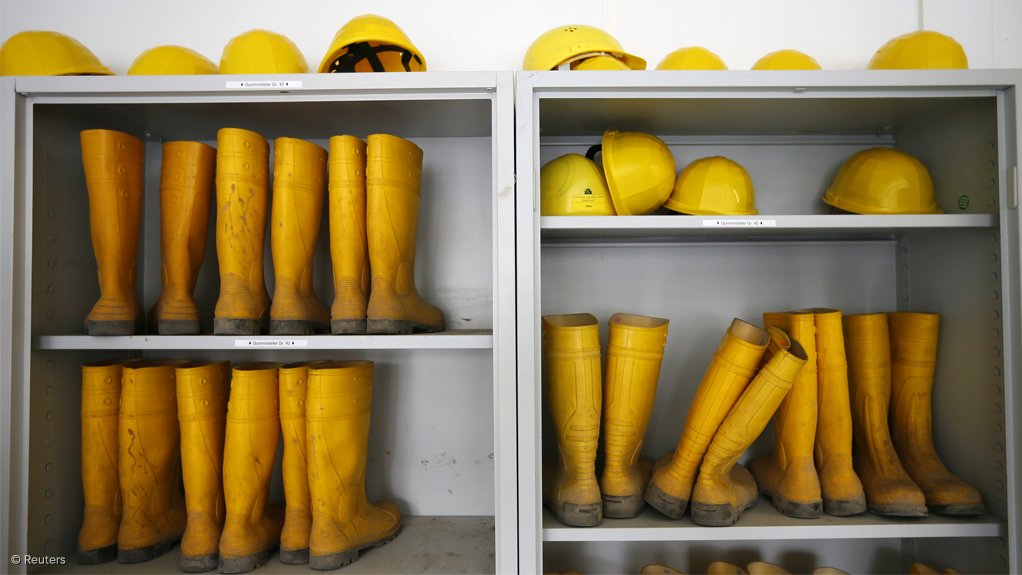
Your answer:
752;49;821;70
708;563;748;575
149;141;216;335
328;136;370;334
319;14;425;73
572;55;630;70
844;313;928;517
540;153;615;216
824;147;941;214
656;46;727;70
219;30;307;74
1;30;112;76
888;312;984;515
601;313;669;518
542;313;603;527
81;129;144;335
270;137;330;335
598;130;676;215
128;45;217;75
213;128;271;335
812;568;849;575
175;361;230;572
523;24;645;71
747;563;793;575
869;31;968;70
644;319;769;519
307;361;402;570
365;134;445;333
640;564;686;575
665;156;757;215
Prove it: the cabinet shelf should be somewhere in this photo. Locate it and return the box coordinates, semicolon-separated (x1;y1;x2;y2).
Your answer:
33;330;494;351
542;508;1005;543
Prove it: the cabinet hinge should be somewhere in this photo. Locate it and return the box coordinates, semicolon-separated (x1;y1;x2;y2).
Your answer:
1011;166;1018;209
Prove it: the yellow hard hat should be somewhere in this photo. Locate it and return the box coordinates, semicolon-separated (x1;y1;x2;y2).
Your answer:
128;45;217;75
572;55;631;70
220;29;308;74
824;147;941;214
657;46;727;70
523;24;645;71
868;31;968;70
589;131;675;215
752;49;821;70
540;153;616;216
319;14;425;73
1;30;112;76
665;156;757;215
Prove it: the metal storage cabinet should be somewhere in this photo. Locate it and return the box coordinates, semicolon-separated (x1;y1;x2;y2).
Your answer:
515;71;1022;574
0;73;517;574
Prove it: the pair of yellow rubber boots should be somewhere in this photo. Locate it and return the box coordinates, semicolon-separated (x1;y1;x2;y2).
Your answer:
542;312;670;526
212;129;444;336
643;319;808;526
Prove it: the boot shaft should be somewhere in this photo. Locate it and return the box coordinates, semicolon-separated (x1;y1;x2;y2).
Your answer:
542;314;601;475
366;133;422;285
762;311;818;451
81;129;144;275
80;361;127;525
328;135;370;327
160;140;215;276
271;137;327;265
888;311;940;389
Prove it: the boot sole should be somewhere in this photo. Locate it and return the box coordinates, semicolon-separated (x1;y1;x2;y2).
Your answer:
158;319;200;335
546;501;602;527
367;319;445;335
218;544;274;574
690;498;757;527
603;493;646;519
270;319;329;335
214;318;265;336
823;495;867;516
766;492;822;519
87;319;139;336
77;544;117;564
929;503;985;516
278;547;309;565
332;319;367;335
117;537;178;563
643;483;687;519
309;523;402;570
180;553;218;572
868;503;928;517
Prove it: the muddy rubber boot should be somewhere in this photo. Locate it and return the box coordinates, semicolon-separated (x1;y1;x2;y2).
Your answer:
269;137;330;335
541;313;603;527
645;319;769;519
807;309;866;516
844;313;927;517
600;313;669;518
149;141;216;335
176;361;230;572
365;134;445;334
328;135;370;335
307;361;402;569
279;361;328;564
81;129;144;335
218;362;285;573
690;328;806;527
78;361;128;564
213;128;271;335
888;312;984;516
750;311;823;518
708;562;748;575
117;361;187;563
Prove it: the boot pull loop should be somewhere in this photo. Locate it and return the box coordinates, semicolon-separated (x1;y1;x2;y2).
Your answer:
585;144;603;164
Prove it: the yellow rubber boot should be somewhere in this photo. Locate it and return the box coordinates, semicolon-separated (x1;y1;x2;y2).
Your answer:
149;141;216;335
747;563;792;575
219;362;285;573
307;361;402;569
645;319;769;519
270;137;329;335
809;309;866;516
542;313;603;527
750;311;822;518
279;360;328;564
78;360;128;564
328;135;370;335
690;328;806;526
888;312;984;516
213;128;271;335
81;129;144;335
708;562;748;575
600;313;669;518
365;134;445;334
844;313;927;517
117;361;187;563
641;564;686;574
176;361;229;572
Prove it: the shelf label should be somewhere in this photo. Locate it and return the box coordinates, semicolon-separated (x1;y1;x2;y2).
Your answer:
226;80;303;89
703;219;776;228
235;338;309;348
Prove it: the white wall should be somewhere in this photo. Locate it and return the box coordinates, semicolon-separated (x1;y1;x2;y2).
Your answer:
2;0;1021;73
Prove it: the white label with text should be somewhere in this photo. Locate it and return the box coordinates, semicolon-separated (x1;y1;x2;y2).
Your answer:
235;338;309;348
703;219;776;227
226;80;303;89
